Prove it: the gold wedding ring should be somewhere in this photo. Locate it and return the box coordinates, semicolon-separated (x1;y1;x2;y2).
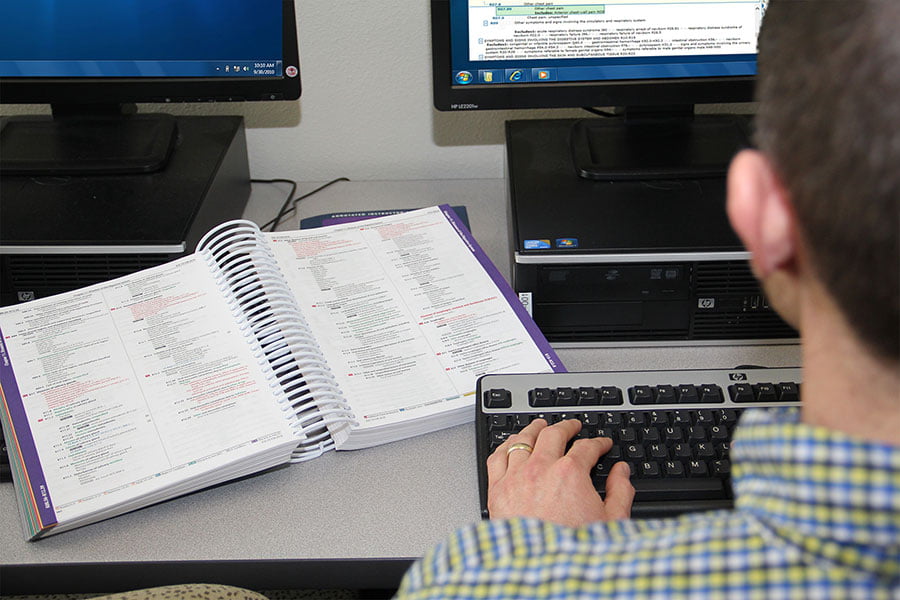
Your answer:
506;442;534;456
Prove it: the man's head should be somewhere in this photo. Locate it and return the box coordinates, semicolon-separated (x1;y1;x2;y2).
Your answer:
728;0;900;364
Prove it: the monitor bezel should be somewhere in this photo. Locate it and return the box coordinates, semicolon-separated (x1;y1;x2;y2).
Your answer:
0;0;301;105
431;0;755;111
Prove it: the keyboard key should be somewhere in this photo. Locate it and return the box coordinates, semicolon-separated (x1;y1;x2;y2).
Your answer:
608;445;622;460
484;388;512;409
556;387;575;405
718;409;740;424
777;382;800;402
695;409;715;424
695;442;715;459
580;412;600;427
630;386;655;404
713;459;731;476
618;427;637;443
529;388;554;407
699;384;724;403
689;460;710;476
640;461;661;477
640;427;661;443
625;444;645;459
577;387;599;405
647;443;667;459
663;426;684;444
488;415;511;431
627;412;646;426
513;414;532;428
676;385;699;403
603;412;624;426
671;410;691;425
663;460;685;477
600;386;623;405
648;410;669;425
709;425;729;440
729;383;755;403
630;477;725;501
689;426;708;441
672;443;692;458
655;384;676;404
754;383;777;402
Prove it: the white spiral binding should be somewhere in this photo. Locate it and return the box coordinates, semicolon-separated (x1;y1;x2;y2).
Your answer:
197;220;358;462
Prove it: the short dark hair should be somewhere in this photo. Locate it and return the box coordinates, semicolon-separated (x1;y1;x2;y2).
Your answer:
754;0;900;362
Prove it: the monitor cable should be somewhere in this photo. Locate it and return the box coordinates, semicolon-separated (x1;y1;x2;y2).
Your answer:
251;177;351;231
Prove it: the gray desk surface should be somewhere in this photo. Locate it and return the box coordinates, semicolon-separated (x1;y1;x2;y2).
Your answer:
0;179;800;594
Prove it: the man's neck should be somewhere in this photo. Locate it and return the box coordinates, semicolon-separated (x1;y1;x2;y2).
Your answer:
798;285;900;446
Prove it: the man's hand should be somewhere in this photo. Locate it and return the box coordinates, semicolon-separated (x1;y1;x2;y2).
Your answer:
486;418;634;527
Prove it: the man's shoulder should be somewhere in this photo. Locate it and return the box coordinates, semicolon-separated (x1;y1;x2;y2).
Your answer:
395;512;767;599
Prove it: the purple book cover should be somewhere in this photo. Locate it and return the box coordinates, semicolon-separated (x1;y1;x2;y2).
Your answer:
438;205;565;373
0;328;57;533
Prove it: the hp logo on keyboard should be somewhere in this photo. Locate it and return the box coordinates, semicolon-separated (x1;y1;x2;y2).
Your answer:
729;373;748;381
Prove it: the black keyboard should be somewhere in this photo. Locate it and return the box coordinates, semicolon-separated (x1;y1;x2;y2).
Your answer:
476;367;801;519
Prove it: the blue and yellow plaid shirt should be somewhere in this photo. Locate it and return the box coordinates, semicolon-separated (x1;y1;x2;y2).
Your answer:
396;408;900;599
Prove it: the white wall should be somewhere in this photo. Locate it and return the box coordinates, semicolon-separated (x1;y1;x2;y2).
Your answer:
1;1;753;182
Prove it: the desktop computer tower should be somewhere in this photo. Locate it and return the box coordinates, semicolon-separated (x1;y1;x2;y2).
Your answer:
506;118;797;346
0;116;251;306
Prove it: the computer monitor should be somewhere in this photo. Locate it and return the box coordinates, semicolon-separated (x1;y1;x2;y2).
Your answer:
431;0;766;179
0;0;301;175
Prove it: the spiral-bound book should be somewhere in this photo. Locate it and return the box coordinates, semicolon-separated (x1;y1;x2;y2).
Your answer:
0;205;563;540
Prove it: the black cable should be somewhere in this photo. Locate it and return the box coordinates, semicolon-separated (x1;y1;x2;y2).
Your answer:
257;177;351;231
582;107;617;118
251;178;297;231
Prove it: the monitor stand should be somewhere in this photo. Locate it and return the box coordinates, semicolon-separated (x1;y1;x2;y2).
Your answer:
0;104;177;176
570;106;751;181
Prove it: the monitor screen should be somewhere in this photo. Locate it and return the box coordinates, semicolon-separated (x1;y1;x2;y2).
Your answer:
432;0;764;111
0;0;300;175
0;0;300;105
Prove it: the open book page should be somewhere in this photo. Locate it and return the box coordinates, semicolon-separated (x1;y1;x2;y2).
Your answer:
266;206;561;448
0;256;298;534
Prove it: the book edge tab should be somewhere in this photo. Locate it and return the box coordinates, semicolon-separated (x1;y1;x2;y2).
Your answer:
437;204;565;373
0;327;58;536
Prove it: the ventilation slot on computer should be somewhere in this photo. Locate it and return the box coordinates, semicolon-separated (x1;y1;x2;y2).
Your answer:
5;254;177;296
691;261;796;340
693;261;759;293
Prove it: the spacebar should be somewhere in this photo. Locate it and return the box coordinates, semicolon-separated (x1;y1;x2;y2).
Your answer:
630;478;726;501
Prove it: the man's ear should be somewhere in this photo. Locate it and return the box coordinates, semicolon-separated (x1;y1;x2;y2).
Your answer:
726;149;797;279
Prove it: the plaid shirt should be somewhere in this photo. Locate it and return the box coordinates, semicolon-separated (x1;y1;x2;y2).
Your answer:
396;408;900;599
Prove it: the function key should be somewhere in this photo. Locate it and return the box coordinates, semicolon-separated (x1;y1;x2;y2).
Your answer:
655;384;676;404
484;388;512;409
754;383;778;403
556;387;576;405
577;387;600;406
600;386;624;405
676;385;699;403
728;383;755;403
777;382;800;402
699;384;724;403
529;387;555;407
629;385;655;405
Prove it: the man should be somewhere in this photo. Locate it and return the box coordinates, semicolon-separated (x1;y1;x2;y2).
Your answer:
395;1;899;597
